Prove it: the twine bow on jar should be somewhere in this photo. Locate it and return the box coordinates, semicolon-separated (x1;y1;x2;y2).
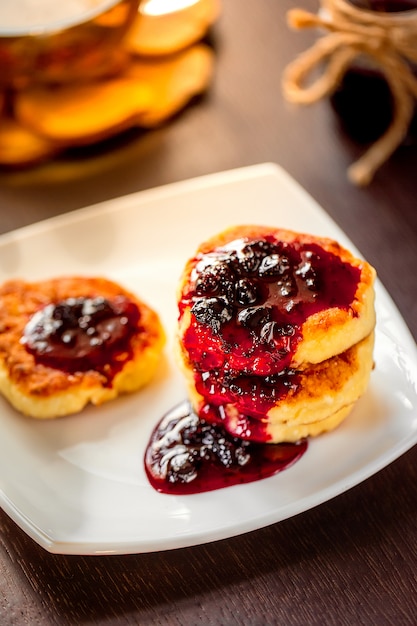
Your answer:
282;0;417;186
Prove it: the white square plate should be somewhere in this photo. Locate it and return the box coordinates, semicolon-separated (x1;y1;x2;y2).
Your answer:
1;163;416;555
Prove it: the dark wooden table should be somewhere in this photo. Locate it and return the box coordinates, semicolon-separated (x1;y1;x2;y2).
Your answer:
1;1;416;624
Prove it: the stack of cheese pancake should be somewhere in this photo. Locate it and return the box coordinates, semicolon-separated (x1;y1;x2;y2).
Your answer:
0;276;165;419
176;225;376;443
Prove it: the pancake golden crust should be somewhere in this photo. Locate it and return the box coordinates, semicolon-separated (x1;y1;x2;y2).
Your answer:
0;276;165;419
178;224;376;368
176;224;377;443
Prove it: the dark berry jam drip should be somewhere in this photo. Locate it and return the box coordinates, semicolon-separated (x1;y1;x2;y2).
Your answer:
196;367;301;424
199;398;287;443
22;295;140;379
179;236;361;428
145;402;307;495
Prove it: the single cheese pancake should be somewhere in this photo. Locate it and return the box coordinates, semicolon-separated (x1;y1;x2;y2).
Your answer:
0;276;165;419
176;225;376;443
178;225;376;369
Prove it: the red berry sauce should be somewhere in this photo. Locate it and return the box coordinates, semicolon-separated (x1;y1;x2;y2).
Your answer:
22;295;140;383
145;234;361;496
145;402;307;495
179;236;361;440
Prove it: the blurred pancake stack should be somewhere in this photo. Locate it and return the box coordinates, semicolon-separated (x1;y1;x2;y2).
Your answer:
0;0;220;168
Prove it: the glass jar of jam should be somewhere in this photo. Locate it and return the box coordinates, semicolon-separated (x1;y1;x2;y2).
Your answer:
330;0;417;143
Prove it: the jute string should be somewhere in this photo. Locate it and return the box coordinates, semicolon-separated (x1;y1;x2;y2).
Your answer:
282;0;417;186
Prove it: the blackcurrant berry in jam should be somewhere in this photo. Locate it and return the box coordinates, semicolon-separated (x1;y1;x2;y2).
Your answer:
259;320;277;344
237;305;272;329
191;297;233;332
236;240;275;274
259;253;290;278
195;262;236;296
235;278;258;306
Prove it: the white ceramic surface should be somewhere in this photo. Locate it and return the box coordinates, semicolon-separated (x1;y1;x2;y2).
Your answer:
0;163;416;555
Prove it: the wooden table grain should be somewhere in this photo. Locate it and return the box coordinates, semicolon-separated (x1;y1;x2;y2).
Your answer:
1;2;416;624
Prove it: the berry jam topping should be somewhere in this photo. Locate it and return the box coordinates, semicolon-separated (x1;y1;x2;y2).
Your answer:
180;235;362;434
144;402;307;495
183;238;360;367
22;295;140;378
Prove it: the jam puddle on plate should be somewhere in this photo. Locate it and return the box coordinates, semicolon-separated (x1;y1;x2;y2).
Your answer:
144;402;307;495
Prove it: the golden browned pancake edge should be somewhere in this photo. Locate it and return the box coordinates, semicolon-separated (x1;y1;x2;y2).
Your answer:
178;224;376;367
